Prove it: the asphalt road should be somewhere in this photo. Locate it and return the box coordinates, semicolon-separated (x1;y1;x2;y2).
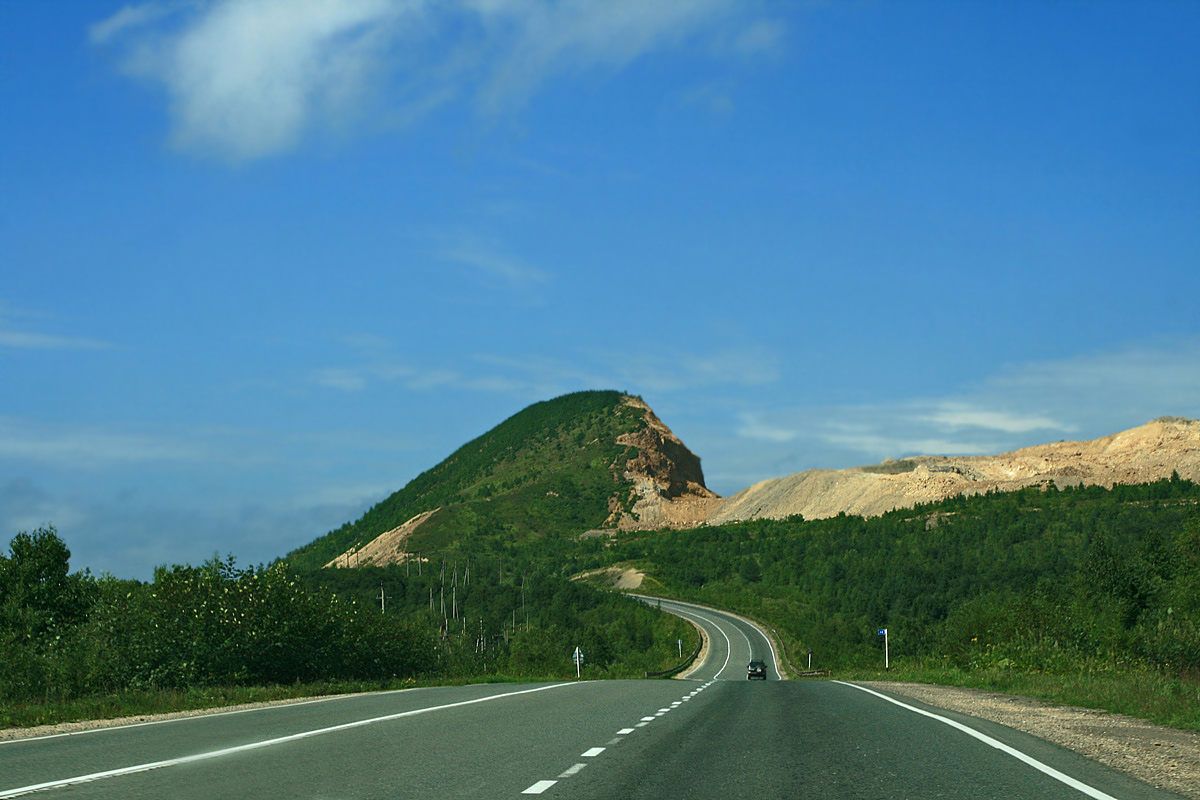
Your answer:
1;598;1187;799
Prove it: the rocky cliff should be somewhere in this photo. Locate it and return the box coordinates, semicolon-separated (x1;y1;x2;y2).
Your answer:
610;396;721;530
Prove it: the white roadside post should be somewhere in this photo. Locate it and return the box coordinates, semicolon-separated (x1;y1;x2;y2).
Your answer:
573;646;584;678
878;628;889;670
678;639;683;658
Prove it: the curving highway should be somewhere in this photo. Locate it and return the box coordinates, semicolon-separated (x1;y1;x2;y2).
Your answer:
0;597;1185;799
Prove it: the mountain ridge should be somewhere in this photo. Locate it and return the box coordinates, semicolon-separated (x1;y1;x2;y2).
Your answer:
291;390;1200;569
709;415;1200;524
287;390;715;571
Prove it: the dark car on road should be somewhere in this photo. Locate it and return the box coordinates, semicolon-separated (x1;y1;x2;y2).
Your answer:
747;660;767;680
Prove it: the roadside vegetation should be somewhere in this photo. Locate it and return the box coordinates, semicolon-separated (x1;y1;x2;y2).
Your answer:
0;527;694;729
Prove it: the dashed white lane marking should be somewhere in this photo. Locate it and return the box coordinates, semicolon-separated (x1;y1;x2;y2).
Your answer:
523;686;711;793
836;682;1120;800
522;780;557;794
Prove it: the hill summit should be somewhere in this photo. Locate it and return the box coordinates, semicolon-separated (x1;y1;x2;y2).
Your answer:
287;391;716;571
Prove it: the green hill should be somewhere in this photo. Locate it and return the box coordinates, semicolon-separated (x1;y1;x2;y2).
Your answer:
287;390;657;571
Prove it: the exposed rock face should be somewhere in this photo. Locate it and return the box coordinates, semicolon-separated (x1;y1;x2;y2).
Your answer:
613;396;721;530
325;509;439;569
709;417;1200;525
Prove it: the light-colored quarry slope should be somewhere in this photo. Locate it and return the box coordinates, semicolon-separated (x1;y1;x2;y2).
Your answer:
709;417;1200;525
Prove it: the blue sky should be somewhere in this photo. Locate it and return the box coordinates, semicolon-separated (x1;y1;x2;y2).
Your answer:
2;1;1198;580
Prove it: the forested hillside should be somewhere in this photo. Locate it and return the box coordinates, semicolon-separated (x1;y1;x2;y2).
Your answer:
602;477;1200;676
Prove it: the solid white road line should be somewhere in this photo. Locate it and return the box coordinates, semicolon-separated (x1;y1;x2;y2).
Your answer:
836;682;1120;800
0;683;578;800
0;691;368;747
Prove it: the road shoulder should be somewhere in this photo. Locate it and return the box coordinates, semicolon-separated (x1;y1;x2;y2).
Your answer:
860;680;1200;799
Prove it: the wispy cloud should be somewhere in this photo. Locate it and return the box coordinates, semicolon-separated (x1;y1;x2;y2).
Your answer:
91;0;781;161
0;308;110;351
733;338;1200;470
310;341;778;401
0;418;210;468
435;236;549;288
610;347;780;394
916;404;1069;435
0;330;110;351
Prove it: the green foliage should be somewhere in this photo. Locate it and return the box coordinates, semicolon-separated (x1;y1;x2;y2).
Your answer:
0;541;437;706
298;555;695;681
604;479;1200;677
1;518;694;724
286;391;646;571
0;526;96;642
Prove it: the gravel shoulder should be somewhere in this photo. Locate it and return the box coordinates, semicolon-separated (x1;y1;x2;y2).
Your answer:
861;681;1200;799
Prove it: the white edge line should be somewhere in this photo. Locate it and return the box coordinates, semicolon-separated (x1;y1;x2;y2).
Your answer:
660;603;733;679
0;684;447;746
834;682;1120;800
0;683;578;799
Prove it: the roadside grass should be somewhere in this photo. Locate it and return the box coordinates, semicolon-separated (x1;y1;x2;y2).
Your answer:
838;663;1200;733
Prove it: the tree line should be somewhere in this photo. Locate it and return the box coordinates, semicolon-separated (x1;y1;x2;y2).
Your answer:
601;477;1200;674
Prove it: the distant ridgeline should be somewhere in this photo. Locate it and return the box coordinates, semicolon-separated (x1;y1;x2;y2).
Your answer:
287;391;668;572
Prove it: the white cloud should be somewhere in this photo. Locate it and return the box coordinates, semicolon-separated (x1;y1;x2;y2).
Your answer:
92;0;779;160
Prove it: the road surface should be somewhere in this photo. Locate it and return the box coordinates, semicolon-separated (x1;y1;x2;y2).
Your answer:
1;597;1186;799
